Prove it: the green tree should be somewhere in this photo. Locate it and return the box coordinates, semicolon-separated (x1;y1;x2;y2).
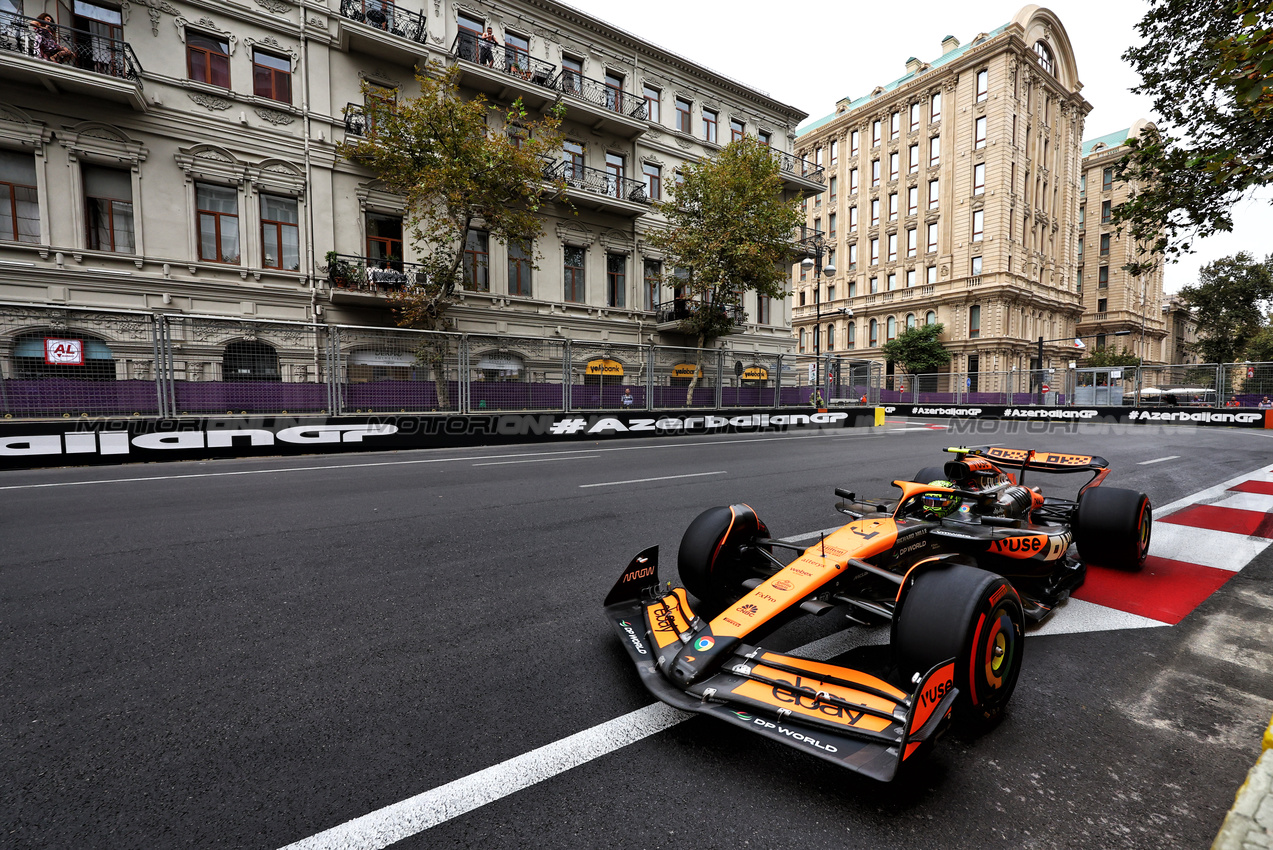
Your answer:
648;137;803;403
338;64;564;406
1082;347;1142;367
1244;325;1273;362
880;323;951;378
1113;1;1273;273
1179;251;1273;362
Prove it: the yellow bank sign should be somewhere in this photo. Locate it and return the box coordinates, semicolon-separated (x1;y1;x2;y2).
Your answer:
741;367;769;381
585;358;624;376
671;363;703;379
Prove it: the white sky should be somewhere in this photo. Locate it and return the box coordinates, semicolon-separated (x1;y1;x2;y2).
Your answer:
566;0;1273;293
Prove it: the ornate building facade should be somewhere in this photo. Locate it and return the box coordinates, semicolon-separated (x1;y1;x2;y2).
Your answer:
790;5;1100;385
1078;120;1168;363
0;0;818;387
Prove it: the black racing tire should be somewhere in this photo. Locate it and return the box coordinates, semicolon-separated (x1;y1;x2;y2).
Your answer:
893;564;1025;729
913;466;948;484
1074;486;1152;571
678;505;771;610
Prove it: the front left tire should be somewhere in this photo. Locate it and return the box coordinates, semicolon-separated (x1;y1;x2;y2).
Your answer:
893;564;1025;728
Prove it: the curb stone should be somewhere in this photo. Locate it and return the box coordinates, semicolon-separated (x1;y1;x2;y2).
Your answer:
1212;714;1273;850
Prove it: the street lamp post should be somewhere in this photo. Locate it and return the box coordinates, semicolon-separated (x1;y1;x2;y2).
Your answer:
1036;329;1131;404
800;231;836;394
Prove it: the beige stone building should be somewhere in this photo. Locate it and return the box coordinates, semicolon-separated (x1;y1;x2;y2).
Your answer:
1077;120;1168;363
0;0;818;386
1162;295;1201;366
791;5;1093;388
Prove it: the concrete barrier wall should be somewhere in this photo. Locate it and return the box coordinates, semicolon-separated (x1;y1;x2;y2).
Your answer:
0;408;876;470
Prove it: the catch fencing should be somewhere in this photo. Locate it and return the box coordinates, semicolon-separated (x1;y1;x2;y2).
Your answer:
0;304;880;419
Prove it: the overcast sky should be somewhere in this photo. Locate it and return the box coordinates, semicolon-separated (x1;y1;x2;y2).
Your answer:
566;0;1273;293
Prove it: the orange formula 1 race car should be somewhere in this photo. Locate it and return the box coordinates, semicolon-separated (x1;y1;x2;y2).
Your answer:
603;446;1152;781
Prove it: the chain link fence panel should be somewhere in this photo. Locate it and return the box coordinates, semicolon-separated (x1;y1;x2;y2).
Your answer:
464;333;568;412
649;345;720;409
0;304;161;419
163;315;327;415
332;324;464;415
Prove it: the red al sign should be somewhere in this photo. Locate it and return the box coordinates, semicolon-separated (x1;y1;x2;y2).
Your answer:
44;338;84;365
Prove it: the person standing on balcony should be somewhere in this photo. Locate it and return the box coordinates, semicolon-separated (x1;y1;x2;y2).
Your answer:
479;27;499;66
32;14;75;64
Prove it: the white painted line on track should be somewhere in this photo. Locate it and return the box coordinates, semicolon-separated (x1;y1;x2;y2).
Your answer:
277;702;688;850
472;454;599;467
1149;523;1270;572
1028;597;1168;636
579;471;726;488
1138;455;1180;465
1154;463;1273;517
1211;491;1273;513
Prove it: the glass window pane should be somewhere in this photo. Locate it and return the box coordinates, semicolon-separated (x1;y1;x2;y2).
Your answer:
262;226;279;268
261;194;297;224
112;200;134;252
197;184;237;214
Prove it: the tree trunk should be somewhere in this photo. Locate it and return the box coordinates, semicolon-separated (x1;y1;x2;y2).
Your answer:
684;332;706;407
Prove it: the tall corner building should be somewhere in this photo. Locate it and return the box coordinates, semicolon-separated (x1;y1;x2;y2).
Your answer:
790;5;1146;383
0;0;818;388
1079;120;1167;362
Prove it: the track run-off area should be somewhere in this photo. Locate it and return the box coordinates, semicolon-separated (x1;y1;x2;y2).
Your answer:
4;419;1273;849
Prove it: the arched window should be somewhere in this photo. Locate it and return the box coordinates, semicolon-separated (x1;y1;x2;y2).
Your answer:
826;323;835;350
223;339;280;382
1034;40;1054;75
869;319;878;347
12;333;116;381
847;321;856;348
887;316;897;341
926;310;937;325
906;313;916;330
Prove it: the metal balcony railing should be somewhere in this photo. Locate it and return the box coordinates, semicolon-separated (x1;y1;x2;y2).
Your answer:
543;160;650;204
344;103;368;136
656;299;746;327
551;69;647;120
451;31;557;89
0;10;142;82
769;145;825;185
337;0;426;44
326;253;426;293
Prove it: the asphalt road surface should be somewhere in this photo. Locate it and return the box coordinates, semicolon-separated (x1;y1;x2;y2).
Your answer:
4;419;1273;849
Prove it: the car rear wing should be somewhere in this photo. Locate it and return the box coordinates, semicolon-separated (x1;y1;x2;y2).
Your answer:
946;446;1112;490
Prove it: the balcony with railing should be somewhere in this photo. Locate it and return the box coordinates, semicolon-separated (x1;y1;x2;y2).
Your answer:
343;103;369;137
334;0;428;64
543;160;651;216
550;69;648;138
325;253;426;305
655;299;747;334
0;10;145;109
769;146;825;197
450;31;558;108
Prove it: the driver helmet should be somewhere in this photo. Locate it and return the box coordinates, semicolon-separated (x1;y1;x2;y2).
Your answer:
921;480;962;518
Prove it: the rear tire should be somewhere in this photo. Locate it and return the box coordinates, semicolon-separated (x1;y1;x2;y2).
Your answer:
1074;486;1152;571
678;505;770;610
894;564;1025;728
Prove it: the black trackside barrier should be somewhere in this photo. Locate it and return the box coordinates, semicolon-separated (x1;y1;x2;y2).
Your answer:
887;403;1272;429
0;408;875;470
